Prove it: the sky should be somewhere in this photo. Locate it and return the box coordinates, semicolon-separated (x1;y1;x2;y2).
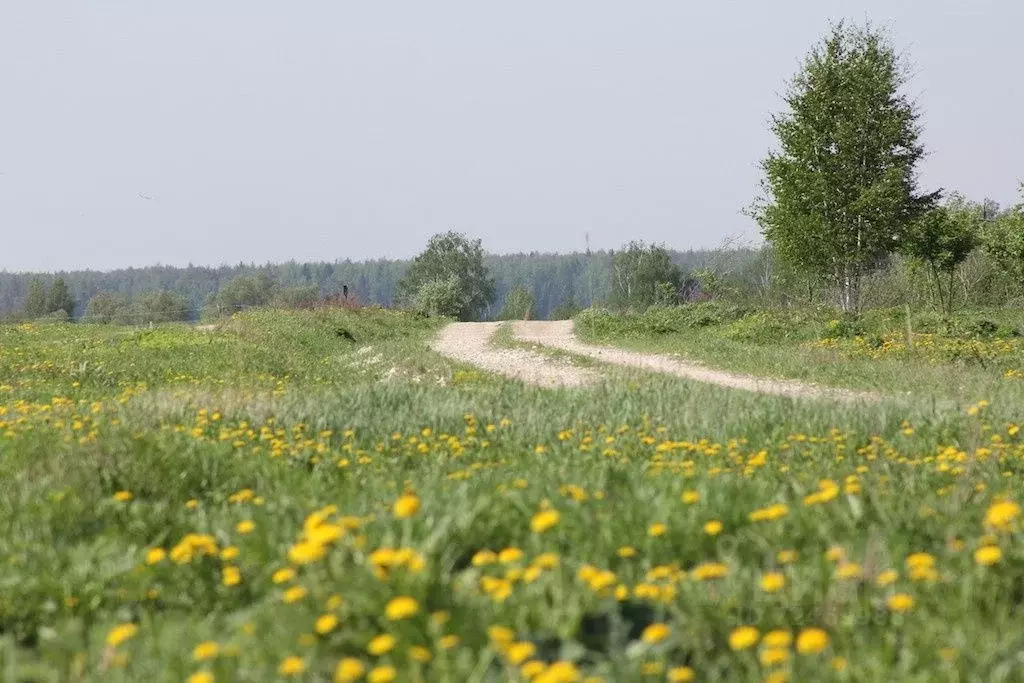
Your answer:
1;1;1021;273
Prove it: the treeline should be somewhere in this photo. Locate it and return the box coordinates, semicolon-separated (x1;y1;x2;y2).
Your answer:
0;249;730;323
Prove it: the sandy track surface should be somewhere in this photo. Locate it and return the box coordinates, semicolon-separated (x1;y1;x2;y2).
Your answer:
512;320;875;401
430;322;596;389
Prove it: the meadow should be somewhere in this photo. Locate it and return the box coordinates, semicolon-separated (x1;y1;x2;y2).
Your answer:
3;307;1024;682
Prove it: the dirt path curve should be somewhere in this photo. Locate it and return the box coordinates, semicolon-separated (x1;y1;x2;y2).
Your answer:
512;320;876;402
430;322;596;389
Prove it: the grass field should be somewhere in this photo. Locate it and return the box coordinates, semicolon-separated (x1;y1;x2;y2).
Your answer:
3;307;1024;681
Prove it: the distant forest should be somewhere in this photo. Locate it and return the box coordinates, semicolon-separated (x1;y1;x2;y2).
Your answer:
0;249;745;322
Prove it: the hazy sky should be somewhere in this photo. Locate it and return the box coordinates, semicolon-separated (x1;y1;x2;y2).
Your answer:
2;1;1021;272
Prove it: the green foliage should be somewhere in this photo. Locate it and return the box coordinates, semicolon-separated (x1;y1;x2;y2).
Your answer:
498;284;534;320
756;22;937;312
609;241;683;311
414;275;465;318
549;294;582;321
24;277;47;318
271;285;322;309
980;184;1024;293
902;194;981;312
400;231;495;320
204;273;277;318
83;292;133;323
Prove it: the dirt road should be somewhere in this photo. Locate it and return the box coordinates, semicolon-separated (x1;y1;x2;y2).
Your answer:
432;320;874;401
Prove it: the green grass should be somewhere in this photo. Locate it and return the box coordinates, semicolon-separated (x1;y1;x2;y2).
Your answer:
2;308;1024;681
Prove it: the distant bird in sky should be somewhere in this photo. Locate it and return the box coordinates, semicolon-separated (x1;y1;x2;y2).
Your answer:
138;192;154;200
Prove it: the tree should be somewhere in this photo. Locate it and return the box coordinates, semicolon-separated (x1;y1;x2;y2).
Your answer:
24;277;47;318
901;194;980;312
205;273;277;317
46;278;76;318
84;292;132;323
399;231;495;320
980;183;1024;293
134;291;190;323
609;241;683;311
754;22;938;313
498;284;534;320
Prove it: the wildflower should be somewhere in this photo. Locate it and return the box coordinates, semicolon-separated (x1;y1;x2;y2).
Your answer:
385;596;419;621
368;665;397;682
288;541;326;565
530;509;560;533
690;562;728;580
749;503;788;522
520;661;546;678
335;658;365;682
498;548;524;564
393;494;421;519
278;656;306;676
193;641;220;661
506;641;537;664
367;634;396;655
534;552;560;568
145;547;166;565
235;520;255;534
668;666;696;682
887;593;914;612
488;625;515;646
220;546;239;561
106;623;138;647
283;586;307;603
221;566;241;586
439;635;460;649
795;628;829;654
760;572;786;592
648;523;667;537
315;614;339;634
273;568;297;584
985;501;1020;530
113;491;133;502
617;546;637;558
641;623;670;644
876;569;898;586
762;630;792;648
681;490;700;504
831;656;848;671
728;626;759;651
186;672;214;683
836;563;862;580
472;550;498;566
824;546;844;562
974;545;1002;566
703;520;723;536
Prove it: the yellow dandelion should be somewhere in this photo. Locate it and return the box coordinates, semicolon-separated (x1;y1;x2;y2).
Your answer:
384;596;419;621
875;569;898;586
985;500;1020;530
273;568;297;584
145;547;166;565
192;641;219;661
668;666;695;682
368;665;397;682
648;523;667;537
222;566;241;587
235;520;255;534
760;647;790;666
408;646;432;662
617;546;637;558
106;623;138;647
439;634;460;650
315;614;339;634
762;630;792;648
334;657;366;682
641;623;671;644
703;520;723;536
728;626;759;651
760;572;786;593
283;585;308;603
278;656;306;676
393;494;421;519
681;490;700;504
530;509;560;533
506;641;537;664
186;672;213;683
795;628;829;654
974;545;1002;566
113;491;133;502
367;633;396;656
887;593;914;612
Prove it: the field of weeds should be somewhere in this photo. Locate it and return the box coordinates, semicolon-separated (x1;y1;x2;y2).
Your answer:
3;308;1024;681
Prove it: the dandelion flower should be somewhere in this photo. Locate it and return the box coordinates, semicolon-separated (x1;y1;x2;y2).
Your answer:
681;490;700;504
222;566;241;587
315;614;339;634
106;623;138;647
887;593;914;612
668;666;695;682
278;656;306;676
795;628;829;654
235;520;255;534
703;520;723;536
283;586;308;603
145;548;166;565
984;500;1020;530
273;568;297;584
729;626;759;651
367;634;396;655
186;672;213;683
506;642;537;664
648;523;667;537
113;491;133;502
974;545;1002;566
760;648;790;666
384;596;419;621
641;623;671;644
875;569;898;586
334;658;365;682
760;572;786;593
368;665;397;683
393;494;421;519
193;641;220;661
530;509;560;533
762;630;792;648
